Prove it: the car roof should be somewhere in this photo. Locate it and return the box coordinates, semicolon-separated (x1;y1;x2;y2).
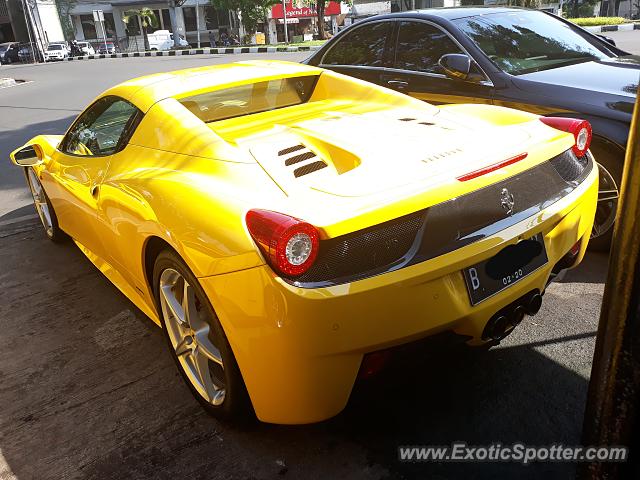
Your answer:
373;6;527;21
104;60;323;112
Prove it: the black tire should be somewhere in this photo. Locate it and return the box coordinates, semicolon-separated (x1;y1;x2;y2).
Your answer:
152;249;253;422
588;139;623;252
24;168;67;243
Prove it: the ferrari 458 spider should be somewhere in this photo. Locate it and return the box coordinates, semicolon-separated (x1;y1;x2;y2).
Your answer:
11;61;598;424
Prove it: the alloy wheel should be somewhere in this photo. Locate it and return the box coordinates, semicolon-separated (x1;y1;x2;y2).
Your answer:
159;268;226;406
591;163;619;240
26;169;54;238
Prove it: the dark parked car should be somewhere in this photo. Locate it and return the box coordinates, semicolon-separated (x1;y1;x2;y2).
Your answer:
0;42;20;64
307;7;639;249
96;41;117;54
17;42;38;63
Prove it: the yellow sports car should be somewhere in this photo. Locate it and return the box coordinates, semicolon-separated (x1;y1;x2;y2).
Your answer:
11;60;597;424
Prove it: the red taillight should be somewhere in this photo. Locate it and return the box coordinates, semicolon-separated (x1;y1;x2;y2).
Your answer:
456;153;528;182
246;209;320;277
539;117;592;158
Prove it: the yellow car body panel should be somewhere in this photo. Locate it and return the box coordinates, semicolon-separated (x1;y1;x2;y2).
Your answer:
10;61;598;424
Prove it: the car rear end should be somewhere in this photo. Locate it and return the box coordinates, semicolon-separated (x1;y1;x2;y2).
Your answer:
167;64;598;423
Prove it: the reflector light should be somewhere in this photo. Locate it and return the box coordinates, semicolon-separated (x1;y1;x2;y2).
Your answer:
456;153;528;182
246;209;320;276
539;117;592;158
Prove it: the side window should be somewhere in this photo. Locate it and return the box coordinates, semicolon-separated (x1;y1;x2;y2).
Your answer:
322;22;393;67
395;21;464;74
61;96;141;156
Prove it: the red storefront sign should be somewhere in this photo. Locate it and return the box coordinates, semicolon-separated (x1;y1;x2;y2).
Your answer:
271;1;342;19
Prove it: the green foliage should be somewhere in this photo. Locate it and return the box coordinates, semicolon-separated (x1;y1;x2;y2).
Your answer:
211;0;278;34
55;0;78;41
568;16;629;26
122;7;159;30
490;0;542;7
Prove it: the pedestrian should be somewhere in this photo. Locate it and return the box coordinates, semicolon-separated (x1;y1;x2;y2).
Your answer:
208;30;215;47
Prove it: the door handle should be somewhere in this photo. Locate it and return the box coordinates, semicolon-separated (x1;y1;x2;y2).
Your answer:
90;184;99;198
386;80;409;90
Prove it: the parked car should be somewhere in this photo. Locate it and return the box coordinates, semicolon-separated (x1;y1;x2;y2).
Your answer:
77;41;95;55
0;42;20;64
17;43;37;62
306;7;639;250
148;30;190;50
44;43;69;61
96;41;117;54
10;60;597;423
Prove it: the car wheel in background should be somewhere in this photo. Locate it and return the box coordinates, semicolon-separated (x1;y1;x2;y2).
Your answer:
25;168;66;243
153;250;253;422
588;140;623;252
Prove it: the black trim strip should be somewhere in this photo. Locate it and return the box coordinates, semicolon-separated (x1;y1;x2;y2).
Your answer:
286;151;593;288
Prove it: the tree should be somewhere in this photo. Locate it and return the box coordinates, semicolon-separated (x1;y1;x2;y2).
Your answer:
167;0;187;48
211;0;278;36
302;1;352;41
55;0;78;42
122;7;158;51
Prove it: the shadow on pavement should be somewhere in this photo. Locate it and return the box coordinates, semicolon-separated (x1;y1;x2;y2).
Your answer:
0;115;75;194
0;228;604;480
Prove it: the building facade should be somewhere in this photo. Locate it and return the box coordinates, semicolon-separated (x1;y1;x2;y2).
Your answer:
66;0;233;51
266;1;344;44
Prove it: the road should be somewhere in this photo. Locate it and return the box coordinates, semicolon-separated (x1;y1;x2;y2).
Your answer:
0;214;608;480
0;45;627;479
606;29;640;54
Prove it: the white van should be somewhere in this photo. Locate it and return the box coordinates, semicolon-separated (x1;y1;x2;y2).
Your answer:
147;30;189;51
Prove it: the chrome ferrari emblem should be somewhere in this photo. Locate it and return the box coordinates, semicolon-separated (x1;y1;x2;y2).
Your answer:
500;188;515;215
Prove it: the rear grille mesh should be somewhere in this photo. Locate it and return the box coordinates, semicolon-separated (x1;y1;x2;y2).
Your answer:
292;211;425;285
549;150;589;183
285;151;316;166
293;161;328;178
278;144;305;156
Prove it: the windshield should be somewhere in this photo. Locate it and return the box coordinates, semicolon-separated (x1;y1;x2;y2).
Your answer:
48;44;63;51
0;45;9;52
453;11;612;75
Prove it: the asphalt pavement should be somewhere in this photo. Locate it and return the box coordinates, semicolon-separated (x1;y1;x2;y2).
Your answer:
0;39;633;479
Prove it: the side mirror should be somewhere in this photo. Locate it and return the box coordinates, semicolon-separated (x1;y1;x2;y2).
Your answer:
13;145;43;166
597;34;616;47
438;53;472;80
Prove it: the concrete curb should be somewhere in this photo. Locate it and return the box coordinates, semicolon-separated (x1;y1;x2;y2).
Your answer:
0;77;17;88
584;23;640;33
65;45;322;61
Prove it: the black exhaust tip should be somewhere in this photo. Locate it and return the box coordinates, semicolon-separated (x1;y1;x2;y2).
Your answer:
483;315;510;341
525;293;543;316
512;305;526;326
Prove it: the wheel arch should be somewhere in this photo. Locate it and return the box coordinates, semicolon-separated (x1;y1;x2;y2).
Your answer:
143;235;179;301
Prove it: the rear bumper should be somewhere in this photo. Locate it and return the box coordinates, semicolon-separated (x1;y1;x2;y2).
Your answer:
199;165;598;424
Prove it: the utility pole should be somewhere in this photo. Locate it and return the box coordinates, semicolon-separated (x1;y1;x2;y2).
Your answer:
195;0;200;48
21;0;37;63
282;0;288;43
580;86;640;478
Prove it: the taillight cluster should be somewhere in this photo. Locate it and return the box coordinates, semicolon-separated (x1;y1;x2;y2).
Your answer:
539;117;592;158
246;209;320;277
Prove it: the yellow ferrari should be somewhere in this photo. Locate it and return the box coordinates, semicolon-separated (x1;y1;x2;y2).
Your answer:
10;60;598;424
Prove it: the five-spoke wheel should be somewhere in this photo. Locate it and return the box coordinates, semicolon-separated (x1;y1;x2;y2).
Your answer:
153;250;251;420
159;268;226;406
25;168;65;242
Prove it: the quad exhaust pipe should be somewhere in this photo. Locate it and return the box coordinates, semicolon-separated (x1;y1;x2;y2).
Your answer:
482;290;543;342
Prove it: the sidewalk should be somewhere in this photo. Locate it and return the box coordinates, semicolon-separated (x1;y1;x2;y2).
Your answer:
66;44;322;62
584;23;640;33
